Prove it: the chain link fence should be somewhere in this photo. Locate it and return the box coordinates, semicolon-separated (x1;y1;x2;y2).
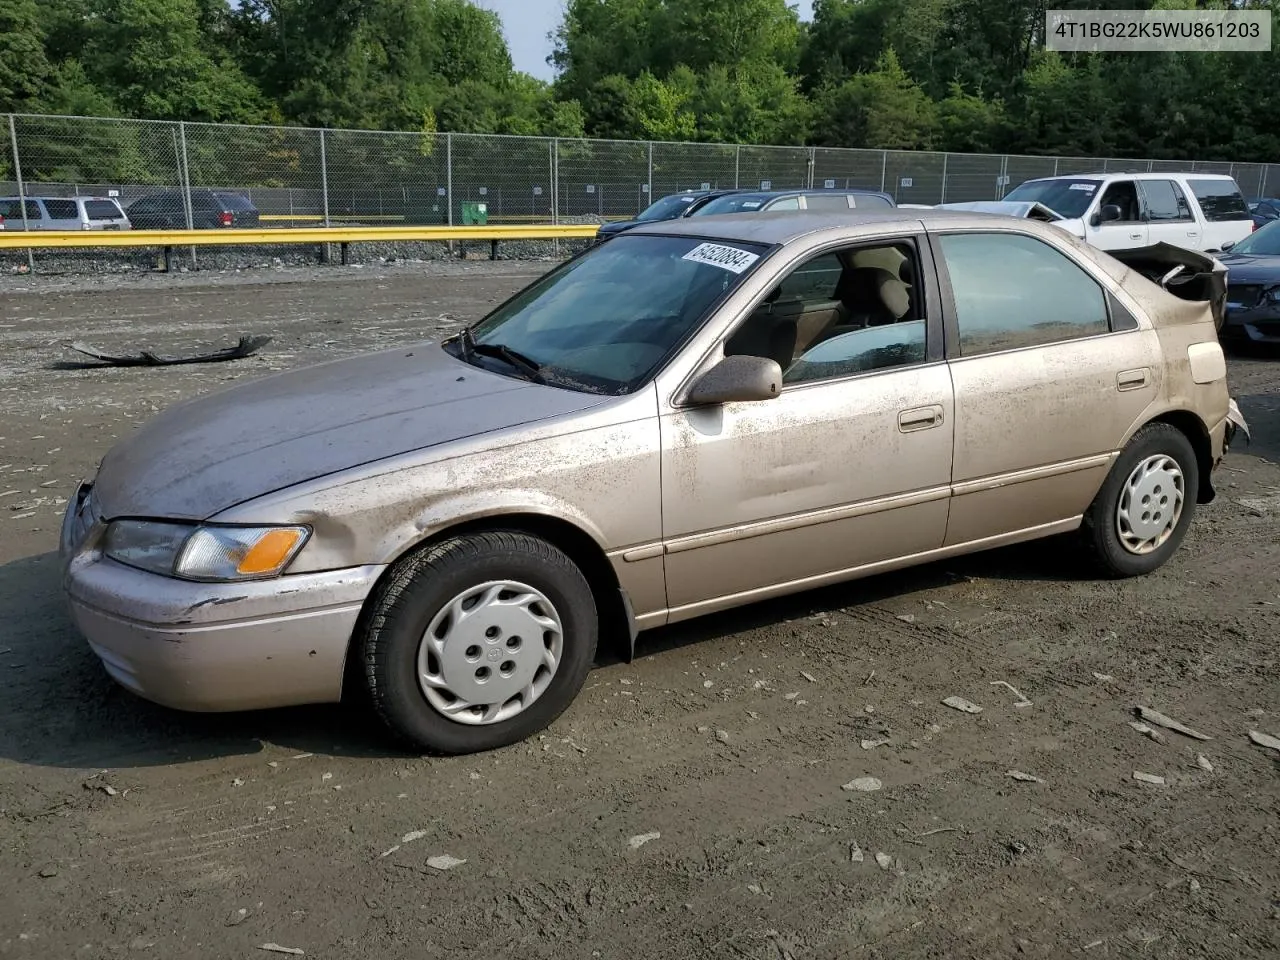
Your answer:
5;111;1280;238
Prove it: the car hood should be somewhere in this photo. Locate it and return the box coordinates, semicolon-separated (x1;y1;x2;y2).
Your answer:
597;220;641;237
1220;253;1280;284
92;342;609;521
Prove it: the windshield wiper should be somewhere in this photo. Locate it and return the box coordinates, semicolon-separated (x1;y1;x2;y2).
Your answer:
471;341;547;384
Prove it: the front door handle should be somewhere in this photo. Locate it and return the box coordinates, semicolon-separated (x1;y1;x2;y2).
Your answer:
898;405;944;433
1117;368;1150;391
1129;232;1143;240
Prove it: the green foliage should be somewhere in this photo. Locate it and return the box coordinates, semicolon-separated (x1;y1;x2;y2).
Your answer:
3;0;1280;167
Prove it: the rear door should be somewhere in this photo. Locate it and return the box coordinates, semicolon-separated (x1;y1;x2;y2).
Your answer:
1184;178;1253;252
1140;179;1203;250
930;226;1161;546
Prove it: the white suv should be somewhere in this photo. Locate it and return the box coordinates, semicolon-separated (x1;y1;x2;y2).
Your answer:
1002;172;1252;254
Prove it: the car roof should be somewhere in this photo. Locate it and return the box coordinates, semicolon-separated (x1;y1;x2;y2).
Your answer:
623;208;1017;245
1022;172;1238;182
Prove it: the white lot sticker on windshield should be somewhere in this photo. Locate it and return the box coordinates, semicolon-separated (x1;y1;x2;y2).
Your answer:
1069;183;1097;191
682;242;761;274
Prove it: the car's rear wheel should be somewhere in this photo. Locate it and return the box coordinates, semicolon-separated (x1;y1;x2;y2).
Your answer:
1081;423;1199;578
360;531;597;754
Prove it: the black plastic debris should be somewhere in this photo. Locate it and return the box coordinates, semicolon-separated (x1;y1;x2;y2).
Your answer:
57;335;272;369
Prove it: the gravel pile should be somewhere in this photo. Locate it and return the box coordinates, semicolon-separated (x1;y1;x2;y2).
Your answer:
0;215;605;278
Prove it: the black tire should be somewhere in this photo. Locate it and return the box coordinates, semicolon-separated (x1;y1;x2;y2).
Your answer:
360;531;598;754
1081;422;1199;578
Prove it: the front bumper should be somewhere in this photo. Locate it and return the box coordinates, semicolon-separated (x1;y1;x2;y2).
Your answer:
1221;301;1280;344
60;483;384;712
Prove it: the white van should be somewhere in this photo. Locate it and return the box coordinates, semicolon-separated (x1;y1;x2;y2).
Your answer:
0;196;131;231
1001;172;1252;254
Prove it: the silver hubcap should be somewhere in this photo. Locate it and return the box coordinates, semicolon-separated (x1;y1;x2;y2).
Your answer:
417;580;563;725
1116;454;1184;555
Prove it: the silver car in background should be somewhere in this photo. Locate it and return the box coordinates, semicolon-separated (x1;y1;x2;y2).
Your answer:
0;195;132;231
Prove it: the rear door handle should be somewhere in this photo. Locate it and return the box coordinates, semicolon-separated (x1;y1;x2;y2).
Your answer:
898;405;944;432
1129;232;1143;240
1117;368;1150;391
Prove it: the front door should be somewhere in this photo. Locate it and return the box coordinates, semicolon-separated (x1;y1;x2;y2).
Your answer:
657;237;955;620
1087;179;1150;250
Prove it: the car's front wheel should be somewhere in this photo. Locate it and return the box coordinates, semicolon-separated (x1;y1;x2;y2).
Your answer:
360;531;598;754
1081;422;1199;578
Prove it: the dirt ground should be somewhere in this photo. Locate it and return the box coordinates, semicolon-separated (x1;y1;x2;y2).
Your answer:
1;262;1278;960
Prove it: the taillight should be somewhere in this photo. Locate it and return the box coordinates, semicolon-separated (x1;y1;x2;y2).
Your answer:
219;212;233;227
1253;222;1259;232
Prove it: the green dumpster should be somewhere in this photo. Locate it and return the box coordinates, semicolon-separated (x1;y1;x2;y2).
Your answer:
461;201;489;226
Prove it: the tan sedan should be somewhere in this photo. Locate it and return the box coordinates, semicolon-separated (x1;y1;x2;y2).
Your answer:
61;211;1248;754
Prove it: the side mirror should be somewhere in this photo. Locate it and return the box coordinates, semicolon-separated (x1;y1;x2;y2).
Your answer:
1097;204;1122;224
1221;240;1236;252
686;354;782;406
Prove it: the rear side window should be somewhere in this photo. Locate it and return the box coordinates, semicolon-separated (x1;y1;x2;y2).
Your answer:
850;194;892;209
1187;179;1250;221
85;200;122;220
939;232;1109;357
42;199;78;219
1140;180;1193;222
804;194;853;212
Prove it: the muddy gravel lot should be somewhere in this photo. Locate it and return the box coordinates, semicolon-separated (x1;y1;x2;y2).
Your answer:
1;262;1278;959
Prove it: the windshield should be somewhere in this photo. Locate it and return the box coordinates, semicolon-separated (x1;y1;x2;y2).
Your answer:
1227;219;1280;256
456;234;770;395
694;194;774;216
635;194;701;222
1003;178;1102;219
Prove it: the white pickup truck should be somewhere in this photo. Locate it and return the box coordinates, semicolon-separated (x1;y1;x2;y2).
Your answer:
995;172;1254;254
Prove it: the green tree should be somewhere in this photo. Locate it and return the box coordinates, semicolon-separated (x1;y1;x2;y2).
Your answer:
85;0;268;123
0;0;54;112
812;50;938;150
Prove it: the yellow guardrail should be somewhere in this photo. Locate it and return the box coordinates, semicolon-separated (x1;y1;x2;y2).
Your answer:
0;224;600;249
259;213;635;223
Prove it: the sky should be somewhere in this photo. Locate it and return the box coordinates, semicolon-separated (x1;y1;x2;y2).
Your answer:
474;0;816;82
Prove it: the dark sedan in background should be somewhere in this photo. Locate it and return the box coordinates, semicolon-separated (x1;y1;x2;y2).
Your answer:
1247;197;1280;230
126;189;261;230
1220;220;1280;347
595;189;743;240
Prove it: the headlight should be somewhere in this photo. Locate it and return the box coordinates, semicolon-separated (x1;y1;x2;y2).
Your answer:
103;521;309;582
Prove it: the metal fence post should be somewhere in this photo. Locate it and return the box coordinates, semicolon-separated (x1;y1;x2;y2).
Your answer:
319;128;330;228
880;151;887;192
1259;165;1267;197
8;115;34;272
808;147;816;189
940;153;949;204
551;139;558;224
1053;157;1060;176
648;142;654;198
178;121;196;269
734;145;740;189
446;132;453;227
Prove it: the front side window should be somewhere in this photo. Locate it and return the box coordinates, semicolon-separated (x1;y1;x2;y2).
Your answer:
1097;180;1142;222
458;234;770;395
939;232;1109;357
1141;180;1193;222
1187;179;1250;222
725;240;927;384
694;195;769;216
